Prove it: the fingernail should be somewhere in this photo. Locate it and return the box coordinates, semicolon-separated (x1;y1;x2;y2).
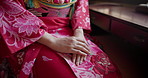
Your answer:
84;57;87;61
80;61;82;64
76;62;79;66
73;60;75;63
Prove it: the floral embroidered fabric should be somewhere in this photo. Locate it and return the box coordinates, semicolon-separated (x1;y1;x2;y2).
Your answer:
0;0;122;78
32;4;71;17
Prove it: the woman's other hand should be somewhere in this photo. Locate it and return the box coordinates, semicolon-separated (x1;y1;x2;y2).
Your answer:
71;28;90;65
72;54;86;66
49;36;90;55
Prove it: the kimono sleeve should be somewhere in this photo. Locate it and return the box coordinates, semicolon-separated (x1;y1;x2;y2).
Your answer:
0;0;46;54
71;0;91;33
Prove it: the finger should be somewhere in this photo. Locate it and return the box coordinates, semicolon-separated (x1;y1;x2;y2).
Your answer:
76;41;90;53
72;54;76;63
76;38;89;46
75;38;90;52
74;44;90;55
71;48;87;56
84;55;87;61
84;40;89;46
80;55;84;64
76;54;80;66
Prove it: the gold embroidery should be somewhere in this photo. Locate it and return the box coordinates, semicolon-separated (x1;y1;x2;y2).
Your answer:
17;51;25;65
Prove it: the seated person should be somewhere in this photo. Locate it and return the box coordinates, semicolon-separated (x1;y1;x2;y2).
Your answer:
0;0;122;78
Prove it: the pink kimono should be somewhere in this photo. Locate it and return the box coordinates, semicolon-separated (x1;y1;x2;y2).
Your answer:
0;0;122;78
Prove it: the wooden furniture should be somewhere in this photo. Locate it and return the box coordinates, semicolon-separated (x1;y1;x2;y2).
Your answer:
89;2;148;51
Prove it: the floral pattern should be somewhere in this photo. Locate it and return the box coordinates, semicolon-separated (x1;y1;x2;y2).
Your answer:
59;39;116;78
32;4;71;17
42;56;53;61
13;14;44;36
0;0;45;53
91;52;116;75
22;59;36;75
71;0;91;31
16;51;25;65
0;0;121;78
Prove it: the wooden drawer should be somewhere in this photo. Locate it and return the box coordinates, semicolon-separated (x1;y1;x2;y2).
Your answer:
111;20;148;50
90;11;110;31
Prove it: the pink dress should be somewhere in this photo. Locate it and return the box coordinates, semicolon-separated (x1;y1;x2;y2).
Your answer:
0;0;122;78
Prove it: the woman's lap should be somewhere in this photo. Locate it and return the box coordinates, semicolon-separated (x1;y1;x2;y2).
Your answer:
32;26;121;78
32;46;76;78
7;26;121;78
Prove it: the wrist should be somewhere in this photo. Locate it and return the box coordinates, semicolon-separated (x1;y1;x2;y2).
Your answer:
37;32;56;47
74;28;84;37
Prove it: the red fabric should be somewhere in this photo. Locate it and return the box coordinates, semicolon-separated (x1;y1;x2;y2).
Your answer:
8;17;76;78
6;16;122;78
39;17;70;30
0;0;122;78
0;0;45;54
14;0;25;8
32;45;77;78
71;0;91;33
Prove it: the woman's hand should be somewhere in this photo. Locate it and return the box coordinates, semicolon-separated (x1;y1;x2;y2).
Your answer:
71;28;90;66
49;36;90;55
37;28;90;65
38;32;90;56
72;54;86;66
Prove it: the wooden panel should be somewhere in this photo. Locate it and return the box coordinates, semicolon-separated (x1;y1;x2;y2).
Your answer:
90;11;110;31
111;20;148;50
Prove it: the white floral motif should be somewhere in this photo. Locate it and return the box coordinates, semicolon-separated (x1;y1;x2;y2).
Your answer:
22;59;36;75
72;0;90;30
85;16;90;23
69;61;103;78
79;0;87;13
42;56;53;61
13;14;44;36
60;53;103;78
82;7;86;13
0;0;45;51
82;15;90;27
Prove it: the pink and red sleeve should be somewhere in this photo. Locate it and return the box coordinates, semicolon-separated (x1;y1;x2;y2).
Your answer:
71;0;91;33
0;0;45;54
